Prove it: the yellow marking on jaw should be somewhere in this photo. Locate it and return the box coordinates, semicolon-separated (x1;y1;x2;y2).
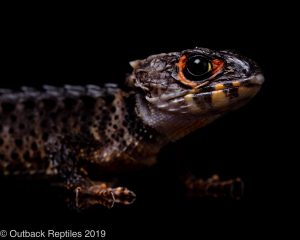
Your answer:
232;81;241;87
190;88;199;94
212;90;229;108
238;86;259;98
184;94;202;113
214;83;225;90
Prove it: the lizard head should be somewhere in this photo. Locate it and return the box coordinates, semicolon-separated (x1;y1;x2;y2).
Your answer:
128;47;264;141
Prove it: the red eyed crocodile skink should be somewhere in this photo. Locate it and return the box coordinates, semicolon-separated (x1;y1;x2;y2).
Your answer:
0;47;264;208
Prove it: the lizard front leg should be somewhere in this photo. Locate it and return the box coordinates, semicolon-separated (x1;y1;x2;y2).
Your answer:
47;138;136;209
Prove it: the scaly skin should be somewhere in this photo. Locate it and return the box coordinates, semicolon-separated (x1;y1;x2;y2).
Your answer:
0;47;264;208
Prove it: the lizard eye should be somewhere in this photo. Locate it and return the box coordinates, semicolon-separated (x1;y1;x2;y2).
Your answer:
177;54;225;88
183;55;212;81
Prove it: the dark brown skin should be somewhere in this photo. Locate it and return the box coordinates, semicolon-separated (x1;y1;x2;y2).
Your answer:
0;48;264;208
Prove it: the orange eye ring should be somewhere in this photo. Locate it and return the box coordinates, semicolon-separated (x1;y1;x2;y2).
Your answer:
177;55;224;88
211;59;224;76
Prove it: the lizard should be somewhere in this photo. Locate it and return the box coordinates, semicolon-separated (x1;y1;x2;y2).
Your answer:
0;47;264;208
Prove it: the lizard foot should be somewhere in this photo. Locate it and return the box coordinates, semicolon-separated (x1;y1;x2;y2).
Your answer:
185;174;244;200
74;183;136;209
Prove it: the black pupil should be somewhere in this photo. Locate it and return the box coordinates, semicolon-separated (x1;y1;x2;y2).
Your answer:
186;56;209;76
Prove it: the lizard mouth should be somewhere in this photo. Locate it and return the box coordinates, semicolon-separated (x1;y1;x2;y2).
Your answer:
197;73;264;94
144;73;264;115
198;73;264;112
192;73;265;113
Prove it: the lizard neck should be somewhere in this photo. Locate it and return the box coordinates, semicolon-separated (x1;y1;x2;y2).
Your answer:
121;92;167;162
135;93;221;142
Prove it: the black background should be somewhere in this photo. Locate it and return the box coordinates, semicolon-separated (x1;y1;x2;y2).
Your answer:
0;3;294;238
